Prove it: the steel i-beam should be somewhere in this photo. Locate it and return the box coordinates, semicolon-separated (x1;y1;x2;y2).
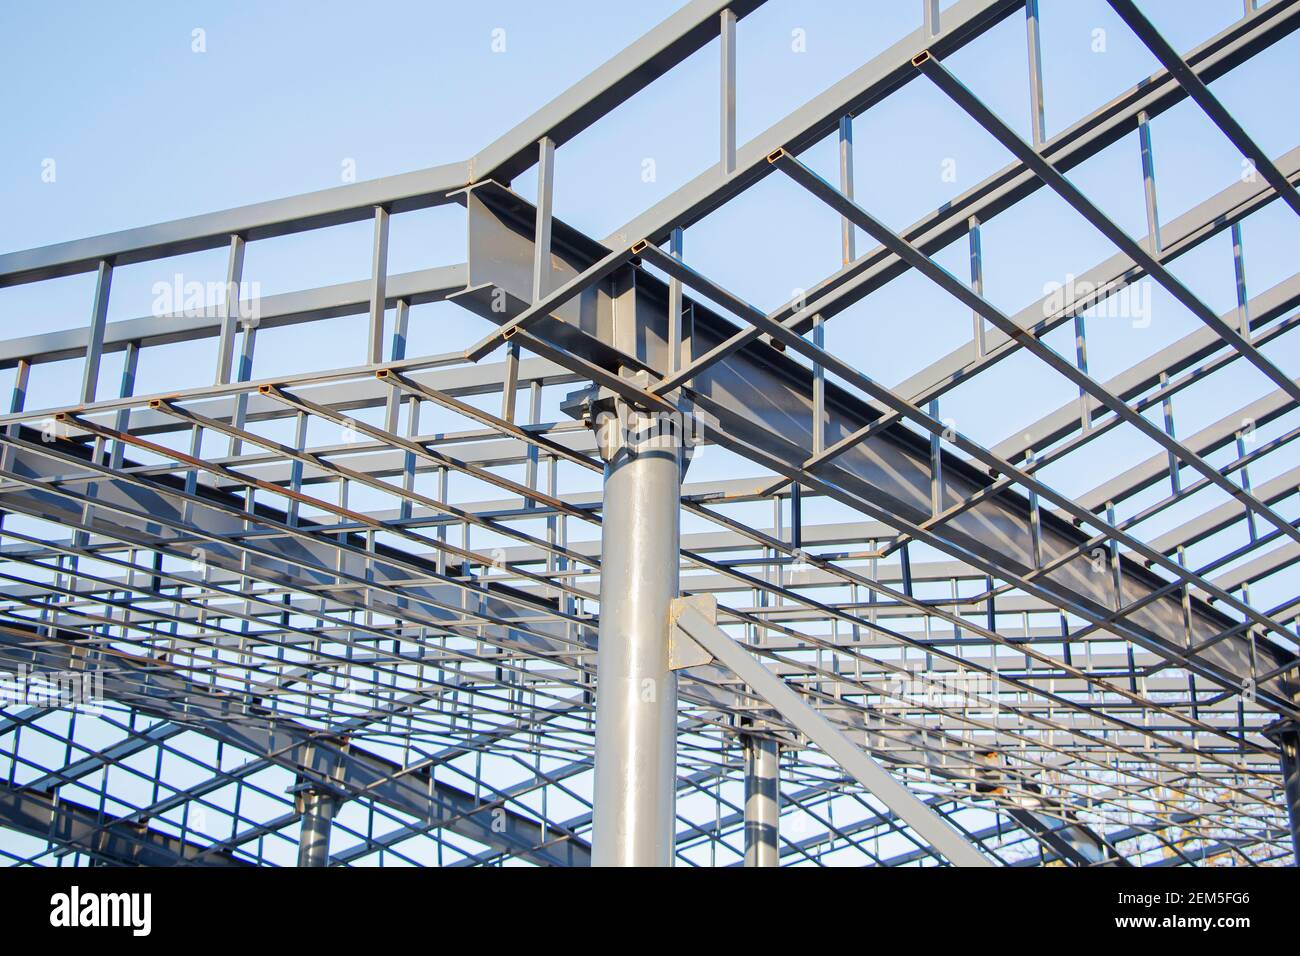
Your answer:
585;374;686;866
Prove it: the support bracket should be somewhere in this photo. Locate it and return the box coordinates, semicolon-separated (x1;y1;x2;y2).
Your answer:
668;594;715;671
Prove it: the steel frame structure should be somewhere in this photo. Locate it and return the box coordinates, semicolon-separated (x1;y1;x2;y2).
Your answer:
0;0;1297;867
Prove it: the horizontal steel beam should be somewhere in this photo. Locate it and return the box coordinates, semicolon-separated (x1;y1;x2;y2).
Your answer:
459;177;1299;714
0;265;467;370
0;0;773;288
0;165;471;288
0;783;249;866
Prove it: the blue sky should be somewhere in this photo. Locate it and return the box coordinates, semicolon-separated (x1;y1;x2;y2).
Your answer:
2;0;1298;597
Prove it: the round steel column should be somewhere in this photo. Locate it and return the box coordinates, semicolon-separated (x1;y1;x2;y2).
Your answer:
591;402;682;867
743;735;780;867
295;787;338;868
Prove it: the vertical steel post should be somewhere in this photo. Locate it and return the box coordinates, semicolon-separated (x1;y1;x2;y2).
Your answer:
929;398;943;517
1159;370;1180;494
81;259;113;405
1277;726;1300;866
668;227;684;373
1231;221;1250;338
743;734;779;866
383;298;410;433
838;115;855;264
968;216;984;356
1025;0;1046;146
924;0;940;37
505;137;556;421
214;233;246;385
1138;111;1162;253
294;785;338;868
720;9;737;175
367;205;390;365
110;341;140;471
1074;312;1090;432
532;137;555;305
590;374;683;867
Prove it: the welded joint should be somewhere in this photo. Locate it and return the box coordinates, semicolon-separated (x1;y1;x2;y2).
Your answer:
561;370;699;471
668;593;715;671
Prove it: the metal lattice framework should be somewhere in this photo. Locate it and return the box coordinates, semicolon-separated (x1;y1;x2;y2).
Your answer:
1;0;1298;867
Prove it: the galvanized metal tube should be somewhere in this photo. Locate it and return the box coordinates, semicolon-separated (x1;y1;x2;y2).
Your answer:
296;788;337;868
744;735;780;867
591;402;681;867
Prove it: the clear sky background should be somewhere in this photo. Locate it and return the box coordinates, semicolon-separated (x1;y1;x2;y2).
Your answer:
2;0;1299;865
2;0;1297;583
